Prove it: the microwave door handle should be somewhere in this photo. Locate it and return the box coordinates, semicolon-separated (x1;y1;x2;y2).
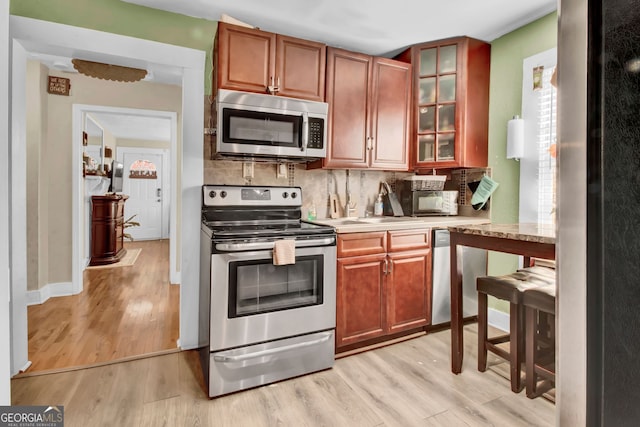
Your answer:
301;112;308;152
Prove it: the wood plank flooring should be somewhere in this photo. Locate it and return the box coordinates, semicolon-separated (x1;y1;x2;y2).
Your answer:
11;324;555;426
24;240;179;373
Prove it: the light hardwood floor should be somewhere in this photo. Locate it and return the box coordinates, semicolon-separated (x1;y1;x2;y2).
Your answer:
12;324;555;426
24;240;179;373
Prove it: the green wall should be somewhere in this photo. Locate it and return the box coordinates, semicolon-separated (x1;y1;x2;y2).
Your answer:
10;0;217;95
487;12;557;311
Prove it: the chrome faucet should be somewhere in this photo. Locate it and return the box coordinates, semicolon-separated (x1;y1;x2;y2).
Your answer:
345;170;357;217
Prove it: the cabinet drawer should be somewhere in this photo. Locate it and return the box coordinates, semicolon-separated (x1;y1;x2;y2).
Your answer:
387;229;431;252
337;232;387;257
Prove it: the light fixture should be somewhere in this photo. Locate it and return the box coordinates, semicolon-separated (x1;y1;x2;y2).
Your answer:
71;59;147;82
507;115;525;160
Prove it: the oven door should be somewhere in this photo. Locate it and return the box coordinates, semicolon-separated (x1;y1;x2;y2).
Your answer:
209;244;337;351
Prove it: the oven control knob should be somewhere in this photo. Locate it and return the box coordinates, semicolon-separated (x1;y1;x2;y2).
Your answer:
291;192;298;199
220;191;227;198
208;191;216;198
282;192;289;199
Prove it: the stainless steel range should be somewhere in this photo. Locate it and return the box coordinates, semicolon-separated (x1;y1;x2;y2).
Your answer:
199;185;337;397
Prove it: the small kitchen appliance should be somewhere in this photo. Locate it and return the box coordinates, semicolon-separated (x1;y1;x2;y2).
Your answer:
213;89;328;161
199;185;337;397
399;177;458;216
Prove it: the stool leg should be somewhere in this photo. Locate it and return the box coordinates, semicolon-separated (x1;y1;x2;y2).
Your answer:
509;302;523;392
477;291;488;372
526;306;537;398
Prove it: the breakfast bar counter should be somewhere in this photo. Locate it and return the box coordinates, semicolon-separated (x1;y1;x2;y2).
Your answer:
448;223;556;374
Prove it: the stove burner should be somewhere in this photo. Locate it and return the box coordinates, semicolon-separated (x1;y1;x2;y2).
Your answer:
201;185;335;242
204;221;334;240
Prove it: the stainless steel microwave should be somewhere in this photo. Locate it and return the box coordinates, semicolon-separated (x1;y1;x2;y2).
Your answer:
399;189;459;216
214;89;328;160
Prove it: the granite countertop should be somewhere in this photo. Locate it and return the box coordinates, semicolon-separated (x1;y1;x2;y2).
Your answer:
308;216;491;234
447;222;556;244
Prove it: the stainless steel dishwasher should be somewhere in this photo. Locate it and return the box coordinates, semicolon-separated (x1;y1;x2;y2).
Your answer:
432;229;487;325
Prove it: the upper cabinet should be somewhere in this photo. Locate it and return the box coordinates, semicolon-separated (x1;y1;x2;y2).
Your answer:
320;47;412;170
395;37;490;170
214;22;326;101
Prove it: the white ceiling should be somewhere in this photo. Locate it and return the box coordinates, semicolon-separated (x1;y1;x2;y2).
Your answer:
124;0;557;57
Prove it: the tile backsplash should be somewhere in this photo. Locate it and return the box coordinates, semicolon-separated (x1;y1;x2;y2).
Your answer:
204;159;413;219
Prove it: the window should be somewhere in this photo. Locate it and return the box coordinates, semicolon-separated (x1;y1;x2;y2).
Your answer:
520;48;557;225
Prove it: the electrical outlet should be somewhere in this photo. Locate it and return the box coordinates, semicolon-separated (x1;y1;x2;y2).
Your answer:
276;163;288;179
243;162;254;179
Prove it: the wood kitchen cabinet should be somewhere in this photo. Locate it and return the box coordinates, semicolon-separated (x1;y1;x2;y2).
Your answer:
318;47;412;170
214;22;326;101
395;37;490;170
89;194;128;266
335;229;431;352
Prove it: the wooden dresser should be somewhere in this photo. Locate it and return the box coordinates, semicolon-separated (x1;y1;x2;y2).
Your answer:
89;194;128;266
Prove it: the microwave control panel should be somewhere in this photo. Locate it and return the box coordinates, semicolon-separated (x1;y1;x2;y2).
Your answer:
307;118;325;149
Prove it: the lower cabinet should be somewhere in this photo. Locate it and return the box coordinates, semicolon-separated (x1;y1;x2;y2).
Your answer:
336;229;431;352
89;194;128;266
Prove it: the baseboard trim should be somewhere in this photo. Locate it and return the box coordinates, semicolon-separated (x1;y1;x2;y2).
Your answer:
27;282;76;305
14;348;180;378
488;308;509;332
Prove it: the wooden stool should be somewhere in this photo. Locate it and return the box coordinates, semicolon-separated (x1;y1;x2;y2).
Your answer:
477;267;555;393
523;284;556;398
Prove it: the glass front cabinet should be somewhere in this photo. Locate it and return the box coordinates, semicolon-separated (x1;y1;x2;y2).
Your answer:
395;37;491;170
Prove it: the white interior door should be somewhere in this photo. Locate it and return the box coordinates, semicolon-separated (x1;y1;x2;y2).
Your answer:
120;149;169;240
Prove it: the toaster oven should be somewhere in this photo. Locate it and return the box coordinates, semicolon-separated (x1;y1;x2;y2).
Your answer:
399;185;459;216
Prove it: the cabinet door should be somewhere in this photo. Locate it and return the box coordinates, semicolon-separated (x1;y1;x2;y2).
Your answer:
336;254;387;349
369;58;411;170
276;35;326;101
406;37;490;170
387;249;431;333
415;43;458;167
216;23;276;94
324;47;371;168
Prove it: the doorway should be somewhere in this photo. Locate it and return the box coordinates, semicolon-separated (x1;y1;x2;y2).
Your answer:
119;147;170;241
9;16;205;377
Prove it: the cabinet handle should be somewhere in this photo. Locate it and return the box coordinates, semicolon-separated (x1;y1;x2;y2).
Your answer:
388;259;393;275
383;258;389;275
267;76;277;94
366;137;373;151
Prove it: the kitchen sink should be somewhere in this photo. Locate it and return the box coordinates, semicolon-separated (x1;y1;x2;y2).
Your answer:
357;216;413;223
313;216;421;226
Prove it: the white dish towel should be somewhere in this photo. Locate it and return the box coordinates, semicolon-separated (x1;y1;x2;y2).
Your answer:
273;239;296;265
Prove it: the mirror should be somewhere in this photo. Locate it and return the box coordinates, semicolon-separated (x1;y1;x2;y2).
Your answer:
84;113;104;174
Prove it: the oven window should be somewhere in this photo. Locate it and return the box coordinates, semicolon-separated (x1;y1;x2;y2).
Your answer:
228;255;323;317
223;108;301;147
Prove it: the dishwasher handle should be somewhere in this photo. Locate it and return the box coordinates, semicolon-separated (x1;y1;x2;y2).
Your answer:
433;229;450;248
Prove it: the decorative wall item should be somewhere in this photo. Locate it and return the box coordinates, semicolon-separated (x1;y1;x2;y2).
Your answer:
48;76;71;95
533;65;544;90
71;59;147;82
129;159;157;179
